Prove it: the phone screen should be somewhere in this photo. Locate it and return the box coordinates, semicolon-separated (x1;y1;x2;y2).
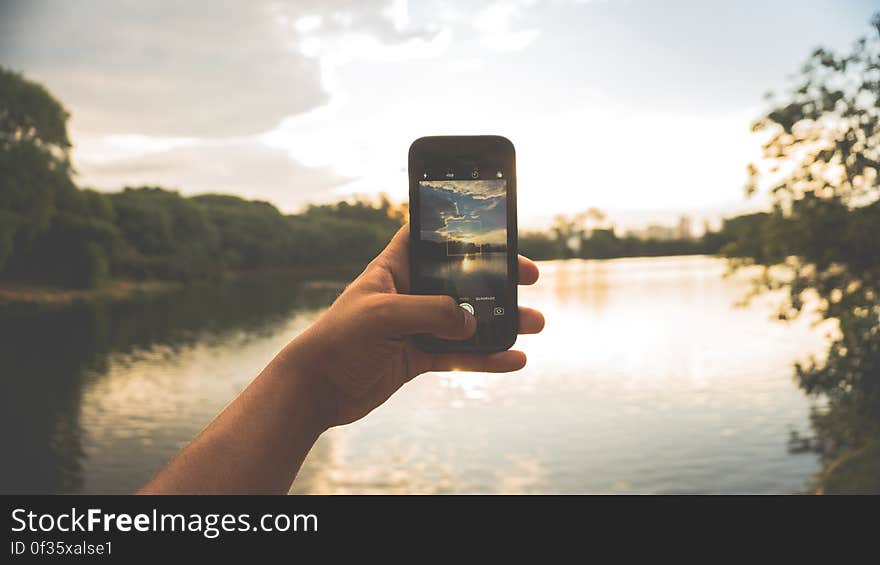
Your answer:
409;136;517;352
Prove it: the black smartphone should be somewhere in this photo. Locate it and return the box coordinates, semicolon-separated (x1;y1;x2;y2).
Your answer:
408;135;518;353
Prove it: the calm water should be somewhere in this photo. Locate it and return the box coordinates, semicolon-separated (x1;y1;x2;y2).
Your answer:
0;256;829;494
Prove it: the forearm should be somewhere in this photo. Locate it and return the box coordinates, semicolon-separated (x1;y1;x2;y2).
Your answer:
139;342;333;494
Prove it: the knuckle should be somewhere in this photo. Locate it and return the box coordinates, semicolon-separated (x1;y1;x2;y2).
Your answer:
364;293;396;322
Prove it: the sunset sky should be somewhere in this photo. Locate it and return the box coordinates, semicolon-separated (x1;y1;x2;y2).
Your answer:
2;0;876;229
419;179;507;245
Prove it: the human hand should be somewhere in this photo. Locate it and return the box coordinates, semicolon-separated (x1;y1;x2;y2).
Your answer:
281;223;545;428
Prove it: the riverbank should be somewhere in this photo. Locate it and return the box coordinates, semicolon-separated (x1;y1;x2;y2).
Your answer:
0;280;184;307
816;440;880;494
0;264;363;307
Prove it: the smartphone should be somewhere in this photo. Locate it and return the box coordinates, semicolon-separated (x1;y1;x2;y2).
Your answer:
408;135;518;353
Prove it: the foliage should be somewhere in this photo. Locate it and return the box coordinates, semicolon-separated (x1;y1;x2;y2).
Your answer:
192;194;290;271
518;232;560;261
109;187;222;281
0;67;74;256
0;67;70;151
0;67;121;288
290;197;404;265
816;439;880;494
725;14;880;485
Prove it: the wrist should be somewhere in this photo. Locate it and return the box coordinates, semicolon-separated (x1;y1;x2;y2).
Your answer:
270;335;338;435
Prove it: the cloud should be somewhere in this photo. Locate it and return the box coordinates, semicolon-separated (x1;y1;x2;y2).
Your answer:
0;0;439;211
0;0;432;138
75;140;349;212
476;0;541;52
425;180;507;199
419;181;507;243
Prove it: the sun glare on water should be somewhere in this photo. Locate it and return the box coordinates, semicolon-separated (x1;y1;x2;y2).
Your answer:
461;254;476;273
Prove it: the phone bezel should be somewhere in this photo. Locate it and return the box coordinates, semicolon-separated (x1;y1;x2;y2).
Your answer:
408;135;518;354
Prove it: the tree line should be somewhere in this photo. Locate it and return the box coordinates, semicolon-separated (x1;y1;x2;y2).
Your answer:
519;221;750;262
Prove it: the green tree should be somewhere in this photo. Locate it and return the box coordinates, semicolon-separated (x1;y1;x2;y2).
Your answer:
289;198;403;266
0;67;121;288
109;187;221;281
192;194;292;272
0;67;73;269
727;15;880;491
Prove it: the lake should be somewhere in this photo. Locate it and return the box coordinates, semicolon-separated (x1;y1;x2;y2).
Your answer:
0;256;830;493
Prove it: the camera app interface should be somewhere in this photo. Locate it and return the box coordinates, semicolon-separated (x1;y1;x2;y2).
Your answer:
417;174;511;344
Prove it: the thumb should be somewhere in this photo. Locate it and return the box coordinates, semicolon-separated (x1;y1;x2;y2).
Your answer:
372;294;476;340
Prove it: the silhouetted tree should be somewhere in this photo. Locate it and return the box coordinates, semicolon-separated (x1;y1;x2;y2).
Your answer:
726;14;880;492
518;232;559;260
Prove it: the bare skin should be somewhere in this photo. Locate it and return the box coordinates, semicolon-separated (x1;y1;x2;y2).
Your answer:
139;224;544;494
